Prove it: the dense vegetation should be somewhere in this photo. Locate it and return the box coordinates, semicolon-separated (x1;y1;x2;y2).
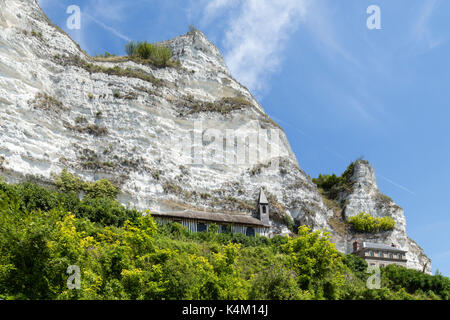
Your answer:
125;41;173;67
91;42;174;68
0;174;448;300
348;212;396;233
312;161;396;235
312;162;355;202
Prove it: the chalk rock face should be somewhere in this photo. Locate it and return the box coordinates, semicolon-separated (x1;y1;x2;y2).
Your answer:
344;160;406;234
0;0;430;273
337;160;431;274
0;0;330;236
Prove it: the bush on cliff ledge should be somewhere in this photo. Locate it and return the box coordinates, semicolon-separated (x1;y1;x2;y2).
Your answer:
348;212;395;233
125;41;173;67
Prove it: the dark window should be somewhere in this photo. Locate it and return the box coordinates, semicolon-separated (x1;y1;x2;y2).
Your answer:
246;227;255;237
197;223;207;232
262;206;267;214
397;254;402;259
389;253;393;259
221;225;230;234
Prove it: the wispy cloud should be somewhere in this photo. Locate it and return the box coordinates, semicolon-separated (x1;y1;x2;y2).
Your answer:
302;1;361;68
82;11;131;42
200;0;309;93
409;0;445;51
81;0;134;42
270;114;347;162
347;96;375;122
37;0;131;50
379;175;415;195
84;0;131;22
203;0;241;24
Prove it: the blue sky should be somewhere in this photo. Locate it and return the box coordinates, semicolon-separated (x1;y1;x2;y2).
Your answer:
37;0;450;276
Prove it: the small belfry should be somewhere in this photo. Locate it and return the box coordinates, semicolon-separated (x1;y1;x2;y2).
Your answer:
258;188;270;226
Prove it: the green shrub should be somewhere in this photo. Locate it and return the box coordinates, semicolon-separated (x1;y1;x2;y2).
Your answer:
157;252;220;299
343;254;368;279
208;223;219;234
11;182;59;213
0;178;448;300
312;162;356;205
348;212;395;233
249;264;310;300
75;197;139;227
125;41;137;56
158;222;190;239
188;25;198;34
124;41;173;67
95;52;116;58
0;175;133;228
84;179;119;200
151;45;172;67
284;214;295;232
313;174;350;200
135;41;153;59
214;232;270;247
382;265;450;299
281;226;345;297
53;170;118;200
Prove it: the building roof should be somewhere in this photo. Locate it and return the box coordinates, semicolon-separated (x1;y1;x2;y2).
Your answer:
361;242;406;253
151;210;269;227
258;189;269;204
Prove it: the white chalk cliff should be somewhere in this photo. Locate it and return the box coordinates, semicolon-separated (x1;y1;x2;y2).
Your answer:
335;160;431;273
0;0;431;273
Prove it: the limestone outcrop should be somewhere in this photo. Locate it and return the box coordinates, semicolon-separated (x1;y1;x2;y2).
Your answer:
0;0;431;273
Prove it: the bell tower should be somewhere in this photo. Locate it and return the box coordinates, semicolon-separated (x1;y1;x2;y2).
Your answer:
258;189;270;226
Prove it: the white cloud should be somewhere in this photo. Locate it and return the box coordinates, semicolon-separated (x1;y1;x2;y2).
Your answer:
82;0;135;42
201;0;309;93
302;1;361;68
379;175;416;196
83;12;131;42
411;0;444;50
84;0;131;22
37;0;131;50
203;0;241;24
